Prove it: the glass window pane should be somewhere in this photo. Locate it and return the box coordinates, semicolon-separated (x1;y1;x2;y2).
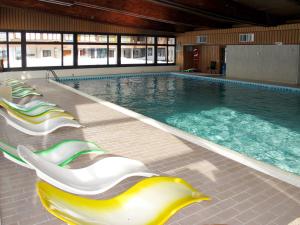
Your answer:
168;38;175;45
109;45;117;65
157;46;167;64
109;35;118;43
26;44;62;67
63;34;74;43
0;32;7;42
168;46;175;63
0;44;8;68
78;34;107;43
121;45;146;64
9;44;22;68
26;33;61;42
147;37;155;44
8;32;21;42
121;36;146;44
78;45;107;65
63;45;73;66
147;45;155;64
157;37;167;45
95;35;107;43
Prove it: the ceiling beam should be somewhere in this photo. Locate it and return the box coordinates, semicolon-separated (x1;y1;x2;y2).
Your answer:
146;0;283;26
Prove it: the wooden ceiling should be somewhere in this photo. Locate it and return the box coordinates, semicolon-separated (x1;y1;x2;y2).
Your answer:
0;0;299;32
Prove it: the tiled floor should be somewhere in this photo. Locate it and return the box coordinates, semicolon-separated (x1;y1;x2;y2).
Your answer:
0;79;299;225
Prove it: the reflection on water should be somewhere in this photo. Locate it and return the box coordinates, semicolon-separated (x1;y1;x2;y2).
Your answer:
63;75;300;175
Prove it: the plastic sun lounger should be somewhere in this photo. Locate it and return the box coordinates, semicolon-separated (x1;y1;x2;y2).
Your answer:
0;140;107;168
18;145;157;195
12;87;35;94
0;101;74;124
6;83;26;88
0;98;59;116
0;109;82;136
12;89;42;98
36;177;210;225
1;98;56;111
3;102;63;117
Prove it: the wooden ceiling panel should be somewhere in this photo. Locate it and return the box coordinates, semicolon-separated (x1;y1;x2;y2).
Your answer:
0;0;181;32
0;0;297;32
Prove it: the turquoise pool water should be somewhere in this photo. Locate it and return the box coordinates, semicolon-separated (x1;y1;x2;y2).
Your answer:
62;74;300;175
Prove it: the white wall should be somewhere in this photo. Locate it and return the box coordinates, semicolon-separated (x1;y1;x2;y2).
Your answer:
0;65;179;80
226;45;300;85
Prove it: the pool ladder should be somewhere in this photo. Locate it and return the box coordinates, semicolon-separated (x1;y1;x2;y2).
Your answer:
46;70;60;82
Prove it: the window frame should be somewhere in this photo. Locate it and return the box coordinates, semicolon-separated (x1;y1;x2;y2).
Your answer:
0;30;176;71
239;33;255;43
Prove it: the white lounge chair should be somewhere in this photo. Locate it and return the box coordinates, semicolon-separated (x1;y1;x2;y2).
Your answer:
1;98;56;111
0;140;106;168
0;109;82;136
12;89;42;98
36;177;210;225
18;145;156;195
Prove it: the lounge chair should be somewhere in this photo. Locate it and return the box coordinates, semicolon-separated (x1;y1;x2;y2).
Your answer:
0;102;74;124
0;140;106;168
0;109;82;136
12;87;35;94
36;177;210;225
18;145;156;195
0;98;62;116
1;98;56;111
12;89;42;98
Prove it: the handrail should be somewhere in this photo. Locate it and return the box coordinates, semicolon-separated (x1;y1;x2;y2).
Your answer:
46;70;60;82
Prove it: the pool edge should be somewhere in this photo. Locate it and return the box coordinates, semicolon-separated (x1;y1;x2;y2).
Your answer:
49;79;300;188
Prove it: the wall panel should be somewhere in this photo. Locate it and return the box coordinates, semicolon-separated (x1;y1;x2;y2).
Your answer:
176;23;300;68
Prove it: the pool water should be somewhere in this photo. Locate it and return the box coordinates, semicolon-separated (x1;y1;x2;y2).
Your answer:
62;75;300;175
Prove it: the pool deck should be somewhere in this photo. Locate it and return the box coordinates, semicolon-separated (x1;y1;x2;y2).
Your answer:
0;78;300;225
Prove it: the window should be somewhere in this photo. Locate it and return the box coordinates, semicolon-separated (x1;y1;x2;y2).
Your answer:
78;34;107;43
26;44;62;67
9;44;22;68
157;36;175;64
168;38;175;45
168;46;175;63
0;32;22;68
26;32;61;42
0;30;176;70
63;34;74;43
0;44;8;68
78;45;107;65
147;37;155;44
63;34;74;66
26;32;65;67
158;37;167;45
0;32;7;42
63;45;73;66
109;45;117;65
121;45;146;64
147;46;155;64
239;33;254;42
109;35;118;43
42;50;51;57
8;32;22;68
196;35;207;44
9;32;21;42
121;36;146;44
157;46;167;64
